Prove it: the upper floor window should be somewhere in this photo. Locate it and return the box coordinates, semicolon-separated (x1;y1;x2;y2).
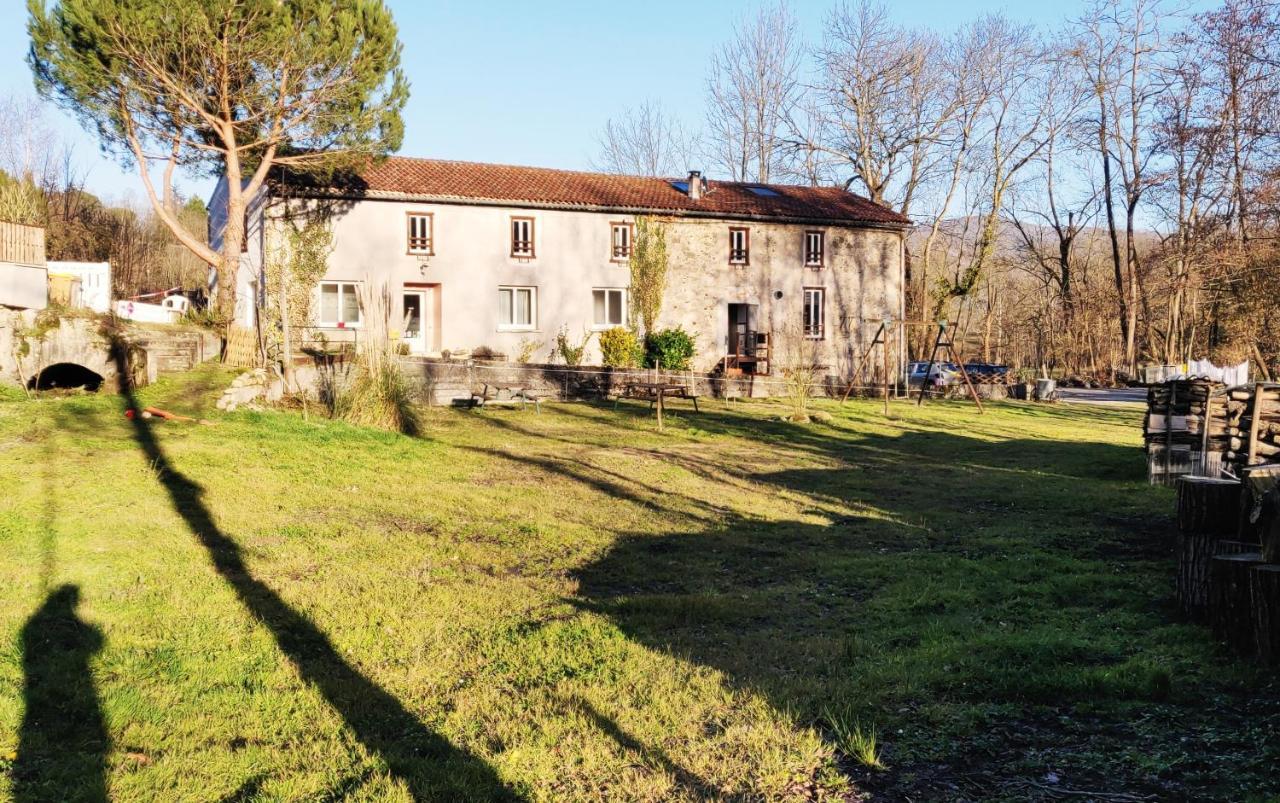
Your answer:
729;227;750;265
498;286;537;330
611;222;633;261
804;231;824;268
320;281;362;327
511;217;535;258
803;288;825;340
592;288;627;328
407;212;434;255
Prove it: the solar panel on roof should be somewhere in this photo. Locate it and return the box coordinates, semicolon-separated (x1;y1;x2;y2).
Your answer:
670;181;689;192
747;185;780;196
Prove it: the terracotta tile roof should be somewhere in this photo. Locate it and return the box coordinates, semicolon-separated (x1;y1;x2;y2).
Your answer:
283;157;911;228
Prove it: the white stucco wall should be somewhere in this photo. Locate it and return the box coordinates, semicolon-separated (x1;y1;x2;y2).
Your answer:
47;261;112;313
275;200;638;361
0;263;48;311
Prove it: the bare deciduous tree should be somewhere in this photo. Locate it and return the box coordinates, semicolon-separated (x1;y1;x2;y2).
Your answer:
705;1;802;182
593;100;697;177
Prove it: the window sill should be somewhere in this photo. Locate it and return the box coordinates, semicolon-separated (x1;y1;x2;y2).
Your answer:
498;326;538;333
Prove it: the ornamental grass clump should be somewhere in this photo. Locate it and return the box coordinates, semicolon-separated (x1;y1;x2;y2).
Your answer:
339;280;421;435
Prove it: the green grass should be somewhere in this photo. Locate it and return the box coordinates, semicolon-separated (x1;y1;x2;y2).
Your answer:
1;364;1277;801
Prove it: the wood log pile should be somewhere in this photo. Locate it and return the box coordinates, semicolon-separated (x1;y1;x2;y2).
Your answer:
1144;380;1225;485
1221;383;1280;471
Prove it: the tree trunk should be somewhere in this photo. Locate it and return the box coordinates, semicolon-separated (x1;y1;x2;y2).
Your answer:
1209;551;1266;654
1250;564;1280;664
218;196;245;329
1098;105;1130;374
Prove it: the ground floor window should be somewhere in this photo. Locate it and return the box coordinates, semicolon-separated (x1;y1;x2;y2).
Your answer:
320;281;361;327
499;286;537;330
803;288;825;339
592;288;627;328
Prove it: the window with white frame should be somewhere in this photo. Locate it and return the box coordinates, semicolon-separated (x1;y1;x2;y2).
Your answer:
804;230;824;267
319;281;362;327
729;227;749;264
407;212;434;254
498;286;537;330
592;288;627;328
511;217;535;258
803;288;825;339
611;222;632;261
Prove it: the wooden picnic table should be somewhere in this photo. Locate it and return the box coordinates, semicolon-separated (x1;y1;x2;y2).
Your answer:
471;382;542;412
616;381;700;429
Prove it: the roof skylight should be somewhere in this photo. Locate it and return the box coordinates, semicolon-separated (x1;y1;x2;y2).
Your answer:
746;185;780;197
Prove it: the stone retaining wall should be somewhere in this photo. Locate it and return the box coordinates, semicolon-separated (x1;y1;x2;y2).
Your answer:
399;358;848;405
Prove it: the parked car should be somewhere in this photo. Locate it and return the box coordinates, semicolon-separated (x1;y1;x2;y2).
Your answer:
907;361;960;390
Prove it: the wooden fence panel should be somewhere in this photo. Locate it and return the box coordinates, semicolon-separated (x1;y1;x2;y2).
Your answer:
224;325;260;368
0;222;46;267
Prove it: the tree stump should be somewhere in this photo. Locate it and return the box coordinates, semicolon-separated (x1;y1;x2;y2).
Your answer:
1176;476;1241;536
1209;552;1266;654
1251;564;1280;664
1178;538;1255;621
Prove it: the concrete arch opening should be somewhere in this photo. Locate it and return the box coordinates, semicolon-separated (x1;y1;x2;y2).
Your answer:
28;363;105;393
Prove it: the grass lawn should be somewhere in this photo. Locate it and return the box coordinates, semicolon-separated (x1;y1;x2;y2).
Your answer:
1;365;1277;802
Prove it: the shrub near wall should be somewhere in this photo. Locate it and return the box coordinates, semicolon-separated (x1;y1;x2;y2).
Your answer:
599;327;642;368
644;327;695;370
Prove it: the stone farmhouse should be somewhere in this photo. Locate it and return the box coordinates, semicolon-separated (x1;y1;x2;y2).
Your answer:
211;158;910;375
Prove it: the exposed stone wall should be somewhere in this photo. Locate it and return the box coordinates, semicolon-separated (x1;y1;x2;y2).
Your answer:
661;219;903;374
396;357;845;406
0;309;220;389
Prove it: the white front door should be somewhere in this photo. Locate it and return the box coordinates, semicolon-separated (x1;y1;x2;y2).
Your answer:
402;291;427;354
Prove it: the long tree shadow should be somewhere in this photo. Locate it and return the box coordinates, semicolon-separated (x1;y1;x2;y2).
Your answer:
565;419;1276;800
108;343;520;800
14;585;108;803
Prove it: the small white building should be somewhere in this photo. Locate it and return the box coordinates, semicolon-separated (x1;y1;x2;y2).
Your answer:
114;294;190;324
0;221;48;310
48;261;112;313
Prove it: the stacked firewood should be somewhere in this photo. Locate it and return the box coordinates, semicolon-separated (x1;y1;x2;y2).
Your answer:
1144;380;1225;484
1222;383;1280;470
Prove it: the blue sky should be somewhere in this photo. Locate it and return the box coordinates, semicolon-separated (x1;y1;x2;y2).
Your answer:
0;0;1173;204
